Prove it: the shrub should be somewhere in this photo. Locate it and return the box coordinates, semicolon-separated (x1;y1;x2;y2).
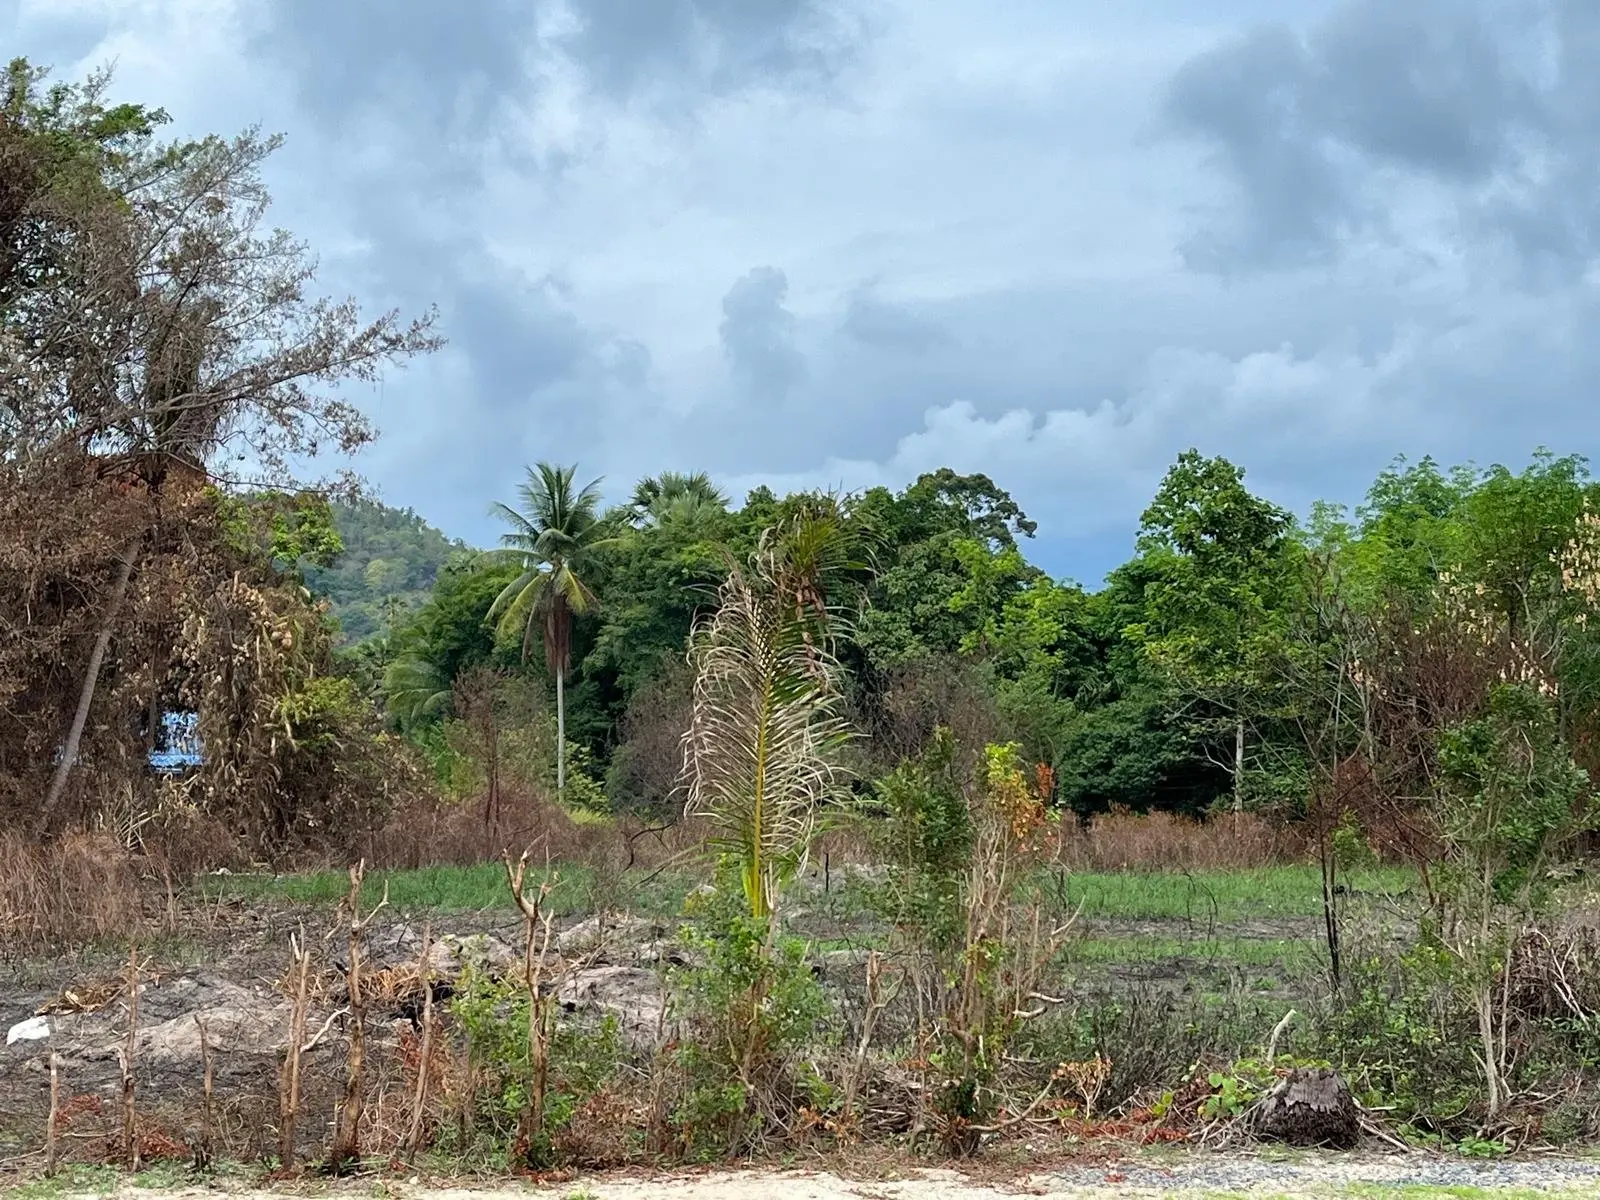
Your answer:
445;960;622;1167
667;877;834;1159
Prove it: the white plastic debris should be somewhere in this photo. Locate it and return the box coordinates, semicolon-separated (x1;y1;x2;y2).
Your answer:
6;1016;50;1045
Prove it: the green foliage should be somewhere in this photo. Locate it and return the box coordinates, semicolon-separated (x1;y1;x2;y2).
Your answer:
300;499;464;643
1311;947;1480;1124
869;727;973;935
273;675;363;754
213;489;345;576
670;880;834;1158
1436;684;1592;909
489;462;611;672
447;960;622;1166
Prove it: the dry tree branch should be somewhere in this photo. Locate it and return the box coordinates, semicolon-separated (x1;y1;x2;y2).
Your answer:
505;849;559;1161
120;942;140;1171
405;922;435;1161
329;860;389;1173
278;927;313;1169
195;1016;214;1169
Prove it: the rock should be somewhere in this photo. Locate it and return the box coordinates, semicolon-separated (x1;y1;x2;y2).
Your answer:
556;913;665;957
424;933;518;977
134;998;295;1064
122;977;295;1065
636;939;696;968
556;966;665;1046
813;948;875;982
1244;1067;1359;1148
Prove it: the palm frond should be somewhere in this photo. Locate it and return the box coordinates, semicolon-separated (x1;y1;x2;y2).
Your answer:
384;654;453;728
490;461;612;670
682;560;854;919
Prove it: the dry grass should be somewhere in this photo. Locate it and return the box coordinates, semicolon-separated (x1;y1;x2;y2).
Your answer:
1051;809;1309;872
358;785;618;870
357;785;719;880
0;830;144;945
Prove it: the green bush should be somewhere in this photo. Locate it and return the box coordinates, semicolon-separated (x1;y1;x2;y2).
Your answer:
446;960;621;1167
668;877;835;1158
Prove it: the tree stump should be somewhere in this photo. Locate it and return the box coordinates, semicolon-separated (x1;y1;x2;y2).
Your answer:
1244;1068;1359;1148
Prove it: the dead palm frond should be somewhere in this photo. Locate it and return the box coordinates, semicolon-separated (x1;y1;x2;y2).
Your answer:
682;555;854;920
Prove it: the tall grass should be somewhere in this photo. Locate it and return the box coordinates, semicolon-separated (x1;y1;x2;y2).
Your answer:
1053;808;1310;871
0;831;144;946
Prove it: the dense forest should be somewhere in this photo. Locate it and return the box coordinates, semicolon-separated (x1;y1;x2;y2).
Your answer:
323;449;1600;837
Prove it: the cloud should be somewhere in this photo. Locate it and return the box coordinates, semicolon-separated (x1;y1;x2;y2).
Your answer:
1163;0;1593;275
556;0;867;101
11;0;1600;588
719;266;806;398
841;286;948;351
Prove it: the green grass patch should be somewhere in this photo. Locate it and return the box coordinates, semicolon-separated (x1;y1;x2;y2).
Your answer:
203;862;594;913
1047;865;1415;922
4;1164;120;1199
1068;933;1313;969
200;862;701;918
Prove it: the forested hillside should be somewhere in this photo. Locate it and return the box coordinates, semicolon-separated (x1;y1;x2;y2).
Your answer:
302;500;466;643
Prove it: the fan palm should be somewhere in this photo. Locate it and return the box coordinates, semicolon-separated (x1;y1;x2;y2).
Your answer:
488;462;609;801
628;470;729;528
681;547;854;921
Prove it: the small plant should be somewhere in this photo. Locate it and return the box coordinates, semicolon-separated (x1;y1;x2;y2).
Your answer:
446;961;621;1167
668;876;834;1159
1196;1056;1331;1122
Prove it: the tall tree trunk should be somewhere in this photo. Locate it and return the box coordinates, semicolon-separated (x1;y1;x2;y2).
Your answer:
1233;718;1245;821
555;667;566;802
40;539;140;831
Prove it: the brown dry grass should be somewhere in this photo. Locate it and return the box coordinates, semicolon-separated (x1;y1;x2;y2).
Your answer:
356;785;710;877
1051;809;1309;872
0;830;144;945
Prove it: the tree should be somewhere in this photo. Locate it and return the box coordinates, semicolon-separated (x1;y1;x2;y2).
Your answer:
627;470;729;528
488;463;610;802
4;61;438;828
1133;450;1298;816
682;538;854;920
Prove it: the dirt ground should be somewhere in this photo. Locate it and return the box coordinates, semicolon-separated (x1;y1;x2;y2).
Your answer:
72;1157;1600;1199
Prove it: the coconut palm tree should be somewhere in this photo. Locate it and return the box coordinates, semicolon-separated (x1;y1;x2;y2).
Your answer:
383;653;453;730
488;462;609;802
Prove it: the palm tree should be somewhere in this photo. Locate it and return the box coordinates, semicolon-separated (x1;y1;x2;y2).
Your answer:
628;470;729;528
488;462;609;802
681;539;854;921
383;653;453;730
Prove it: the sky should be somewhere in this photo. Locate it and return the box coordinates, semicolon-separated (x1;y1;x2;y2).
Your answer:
7;0;1600;583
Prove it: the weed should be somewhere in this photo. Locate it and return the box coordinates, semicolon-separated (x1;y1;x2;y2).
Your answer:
444;960;622;1168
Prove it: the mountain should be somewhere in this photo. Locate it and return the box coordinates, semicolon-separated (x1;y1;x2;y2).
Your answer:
303;500;469;643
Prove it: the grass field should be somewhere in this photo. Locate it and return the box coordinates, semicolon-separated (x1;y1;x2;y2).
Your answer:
199;861;700;917
192;858;1407;1006
202;861;1414;924
1050;864;1414;923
